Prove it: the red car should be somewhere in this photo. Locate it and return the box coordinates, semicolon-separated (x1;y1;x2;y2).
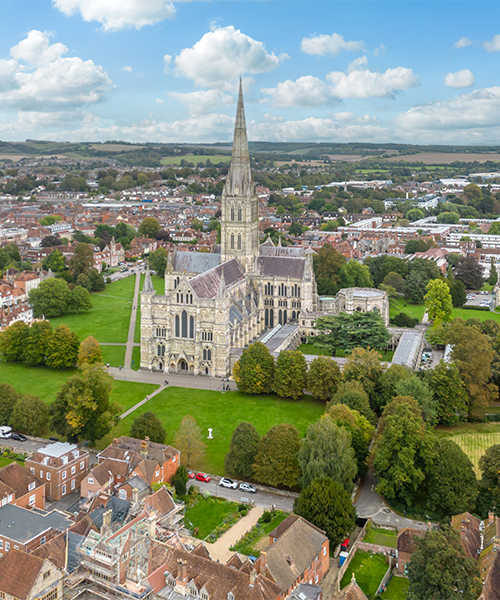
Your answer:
187;470;195;479
196;472;210;483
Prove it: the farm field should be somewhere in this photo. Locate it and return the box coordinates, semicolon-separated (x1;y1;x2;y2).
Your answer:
160;154;230;166
435;423;500;474
388;152;500;164
95;386;325;473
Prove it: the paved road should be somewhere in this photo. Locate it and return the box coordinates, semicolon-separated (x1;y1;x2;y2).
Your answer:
125;272;141;368
187;478;295;512
109;366;231;391
355;472;429;530
0;436;99;465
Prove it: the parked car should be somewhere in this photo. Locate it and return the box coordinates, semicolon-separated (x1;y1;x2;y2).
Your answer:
49;436;59;442
187;470;195;479
0;426;12;439
239;482;257;494
219;477;238;489
196;472;210;483
10;433;27;442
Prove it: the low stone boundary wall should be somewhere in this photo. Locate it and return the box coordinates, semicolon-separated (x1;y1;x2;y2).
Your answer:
377;558;396;595
357;542;396;555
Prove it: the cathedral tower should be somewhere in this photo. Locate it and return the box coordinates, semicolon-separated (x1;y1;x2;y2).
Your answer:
220;79;260;272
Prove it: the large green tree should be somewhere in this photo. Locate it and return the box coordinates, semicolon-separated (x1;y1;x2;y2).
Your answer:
306;356;341;402
312;312;391;356
45;324;79;369
478;444;500;513
339;260;374;289
407;526;481;600
395;375;437;426
294;477;356;548
130;411;166;444
449;279;466;308
224;422;260;479
43;249;66;273
488;258;498;286
138;217;161;238
342;347;386;415
0;383;21;425
29;277;71;317
233;342;275;394
174;415;206;468
273;350;308;400
69;285;92;314
298;417;357;492
424;279;452;327
454;255;484;290
427;440;478;517
0;320;29;362
149;247;169;278
328;380;375;424
68;242;94;279
77;336;102;365
428;361;468;426
10;395;49;437
313;243;346;295
24;320;53;366
253;424;301;488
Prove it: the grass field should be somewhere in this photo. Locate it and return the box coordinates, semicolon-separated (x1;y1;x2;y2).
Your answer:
50;277;135;343
95;387;325;473
340;550;388;597
388;152;500;164
0;361;76;403
100;345;126;367
110;380;159;412
389;298;426;322
0;457;24;469
131;346;141;370
380;576;409;600
450;307;500;323
184;497;239;539
160;154;231;166
364;527;397;549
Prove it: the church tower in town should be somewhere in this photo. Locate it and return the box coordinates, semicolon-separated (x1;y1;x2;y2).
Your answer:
220;79;260;272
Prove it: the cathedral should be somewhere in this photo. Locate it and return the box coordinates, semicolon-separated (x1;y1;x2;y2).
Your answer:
140;81;389;377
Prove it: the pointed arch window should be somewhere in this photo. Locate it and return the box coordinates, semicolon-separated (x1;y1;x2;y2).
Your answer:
238;208;242;222
189;316;195;339
181;311;188;338
231;208;235;221
175;315;180;337
157;345;165;357
231;234;234;250
237;234;241;250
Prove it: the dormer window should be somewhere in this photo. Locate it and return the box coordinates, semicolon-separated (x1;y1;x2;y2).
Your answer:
28;482;36;491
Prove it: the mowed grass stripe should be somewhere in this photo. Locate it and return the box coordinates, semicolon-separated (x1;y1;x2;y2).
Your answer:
448;432;500;474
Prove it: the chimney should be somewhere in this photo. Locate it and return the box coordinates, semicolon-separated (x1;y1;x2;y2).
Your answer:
102;509;112;532
132;487;139;504
111;438;119;447
489;512;495;525
259;551;267;577
140;437;149;459
149;515;157;539
181;560;187;582
249;569;257;587
285;555;294;566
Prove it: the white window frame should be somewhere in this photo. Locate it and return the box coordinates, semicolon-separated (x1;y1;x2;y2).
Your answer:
28;482;36;491
71;479;76;490
80;461;84;470
61;484;66;496
88;477;94;484
47;472;51;481
62;470;67;480
29;494;36;506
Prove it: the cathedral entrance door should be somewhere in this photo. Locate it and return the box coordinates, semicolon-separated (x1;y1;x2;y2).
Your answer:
179;359;188;372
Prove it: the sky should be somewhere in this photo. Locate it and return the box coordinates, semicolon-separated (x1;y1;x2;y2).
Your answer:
2;0;500;145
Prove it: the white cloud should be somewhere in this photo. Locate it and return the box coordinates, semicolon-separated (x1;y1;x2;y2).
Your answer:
326;59;419;98
168;89;234;115
163;54;172;73
300;33;364;57
174;26;286;90
0;59;18;93
10;30;68;66
0;109;92;134
374;43;386;56
262;76;339;108
52;0;176;31
122;65;133;72
444;69;475;88
484;34;500;52
155;98;164;104
395;87;500;130
454;37;473;49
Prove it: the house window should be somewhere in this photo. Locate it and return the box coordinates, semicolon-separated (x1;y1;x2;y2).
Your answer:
29;494;36;506
71;466;75;475
119;489;127;500
40;471;43;479
5;542;9;551
88;477;94;484
62;470;67;480
155;470;159;477
71;479;76;490
80;461;84;470
0;540;3;549
43;571;51;580
30;467;35;474
61;484;66;496
28;482;36;491
40;588;58;600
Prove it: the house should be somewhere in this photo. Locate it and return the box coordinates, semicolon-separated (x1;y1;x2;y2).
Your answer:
0;461;46;509
336;574;368;600
0;548;64;600
257;515;329;597
396;528;425;575
80;457;127;498
450;512;482;560
25;442;90;501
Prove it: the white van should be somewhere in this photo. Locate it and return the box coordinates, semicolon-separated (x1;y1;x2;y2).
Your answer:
0;426;12;439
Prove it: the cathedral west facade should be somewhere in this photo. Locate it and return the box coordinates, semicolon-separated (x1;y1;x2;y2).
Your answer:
140;81;388;377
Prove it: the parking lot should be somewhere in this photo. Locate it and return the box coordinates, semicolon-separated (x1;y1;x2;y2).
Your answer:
465;291;493;308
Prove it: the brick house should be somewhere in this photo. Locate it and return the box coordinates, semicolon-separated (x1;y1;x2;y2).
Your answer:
396;528;425;575
80;458;127;499
25;442;90;501
337;575;368;600
0;461;46;509
256;515;329;597
0;548;64;600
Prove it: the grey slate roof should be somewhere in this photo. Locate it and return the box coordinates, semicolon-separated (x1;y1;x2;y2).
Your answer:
190;258;245;299
0;504;72;543
259;245;305;258
173;251;221;274
255;256;305;279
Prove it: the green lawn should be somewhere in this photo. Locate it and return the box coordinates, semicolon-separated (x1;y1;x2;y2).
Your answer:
379;576;409;600
231;511;288;556
96;387;325;472
0;361;76;404
131;346;141;370
298;343;394;361
160;154;231;166
389;298;426;322
50;277;135;343
0;457;24;469
340;551;388;598
101;345;126;367
450;307;500;323
184;497;239;539
110;380;159;412
364;527;397;549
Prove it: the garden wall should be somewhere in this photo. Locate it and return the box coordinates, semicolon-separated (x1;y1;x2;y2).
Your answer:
357;542;396;555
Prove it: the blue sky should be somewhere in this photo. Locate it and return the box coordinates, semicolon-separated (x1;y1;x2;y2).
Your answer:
1;1;500;145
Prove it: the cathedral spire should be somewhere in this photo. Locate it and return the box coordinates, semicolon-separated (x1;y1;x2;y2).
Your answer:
223;78;254;198
143;264;154;294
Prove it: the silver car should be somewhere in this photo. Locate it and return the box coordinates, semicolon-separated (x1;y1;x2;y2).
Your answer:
239;482;257;494
219;477;238;489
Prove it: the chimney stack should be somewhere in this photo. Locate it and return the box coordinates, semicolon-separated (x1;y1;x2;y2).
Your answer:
249;569;257;587
140;437;149;459
132;487;139;504
102;509;112;533
489;511;495;525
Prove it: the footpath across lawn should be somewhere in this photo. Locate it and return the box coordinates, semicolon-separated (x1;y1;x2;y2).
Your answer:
97;386;325;473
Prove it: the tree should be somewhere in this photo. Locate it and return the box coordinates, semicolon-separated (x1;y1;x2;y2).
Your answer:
342;347;386;415
365;255;408;286
273;350;308;400
454;255;484;290
488;258;498;286
89;268;105;291
43;249;66;272
449;279;467;308
149;247;169;278
224;422;260;479
76;273;92;291
174;415;206;468
10;395;49;437
68;242;94;279
24;320;53;366
328;404;374;478
50;363;120;443
436;211;460;224
427;440;478;517
69;285;92;314
373;396;436;506
428;360;468;426
294;478;356;548
77;336;102;365
138;217;160;238
329;380;375;424
233;342;275;394
312;312;391;356
46;324;79;369
29;278;71;317
478;445;500;512
339;260;374;289
390;312;419;328
298;417;357;492
0;320;29;362
41;235;62;248
171;465;189;497
313;243;346;295
396;375;437;426
407;526;481;600
306;356;341;402
288;221;304;236
0;383;21;425
424;279;452;327
445;320;497;418
382;271;405;294
404;271;427;303
253;424;301;488
130;411;166;444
